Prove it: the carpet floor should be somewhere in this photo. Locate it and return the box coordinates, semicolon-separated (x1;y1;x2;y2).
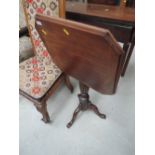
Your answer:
19;50;135;155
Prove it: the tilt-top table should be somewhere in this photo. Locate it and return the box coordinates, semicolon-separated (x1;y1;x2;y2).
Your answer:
36;14;124;128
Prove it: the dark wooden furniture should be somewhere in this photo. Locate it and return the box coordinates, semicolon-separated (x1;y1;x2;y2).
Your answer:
126;0;135;7
36;14;124;128
88;0;117;5
88;0;135;7
19;0;73;123
66;2;135;76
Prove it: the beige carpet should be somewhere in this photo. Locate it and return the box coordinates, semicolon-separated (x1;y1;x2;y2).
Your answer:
19;49;135;155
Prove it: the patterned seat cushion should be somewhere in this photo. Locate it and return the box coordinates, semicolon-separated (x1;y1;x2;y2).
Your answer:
19;56;62;99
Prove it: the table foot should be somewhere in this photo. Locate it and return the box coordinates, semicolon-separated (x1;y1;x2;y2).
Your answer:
67;105;81;128
67;82;106;128
89;103;106;119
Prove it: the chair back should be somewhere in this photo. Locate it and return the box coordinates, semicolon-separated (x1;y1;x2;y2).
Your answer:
22;0;65;62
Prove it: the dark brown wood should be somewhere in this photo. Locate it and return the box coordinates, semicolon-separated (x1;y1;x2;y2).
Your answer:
119;0;127;7
36;15;124;94
66;2;135;23
34;101;50;123
126;0;135;8
67;82;106;128
88;0;116;5
66;2;134;42
20;0;73;123
121;30;135;76
36;15;124;127
88;0;131;7
64;75;74;93
66;2;135;76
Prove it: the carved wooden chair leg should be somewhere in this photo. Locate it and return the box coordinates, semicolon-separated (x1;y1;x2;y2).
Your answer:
121;32;135;76
34;102;50;123
64;75;74;93
67;105;81;128
89;103;106;119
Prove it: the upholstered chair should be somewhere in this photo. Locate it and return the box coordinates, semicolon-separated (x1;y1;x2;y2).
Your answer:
19;0;73;123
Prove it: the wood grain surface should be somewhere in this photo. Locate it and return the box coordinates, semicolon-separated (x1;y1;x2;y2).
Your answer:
88;0;116;5
36;14;124;94
66;2;135;23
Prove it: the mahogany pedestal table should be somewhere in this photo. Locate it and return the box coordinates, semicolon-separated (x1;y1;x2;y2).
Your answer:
36;14;124;128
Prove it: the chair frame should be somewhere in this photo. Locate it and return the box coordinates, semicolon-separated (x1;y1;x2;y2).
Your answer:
20;0;73;123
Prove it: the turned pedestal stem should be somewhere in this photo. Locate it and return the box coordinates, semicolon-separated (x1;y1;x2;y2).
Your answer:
67;82;106;128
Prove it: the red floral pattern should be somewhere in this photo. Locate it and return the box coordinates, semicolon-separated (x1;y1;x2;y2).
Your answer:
36;7;44;14
32;87;41;94
19;1;62;98
34;39;40;46
42;50;49;57
23;0;59;61
20;57;61;98
32;76;40;81
27;0;33;3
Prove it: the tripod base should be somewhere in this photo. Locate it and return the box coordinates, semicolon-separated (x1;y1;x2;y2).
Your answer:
67;82;106;128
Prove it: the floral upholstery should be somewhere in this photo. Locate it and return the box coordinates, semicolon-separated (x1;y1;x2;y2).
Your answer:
20;56;61;99
20;0;62;98
22;0;59;61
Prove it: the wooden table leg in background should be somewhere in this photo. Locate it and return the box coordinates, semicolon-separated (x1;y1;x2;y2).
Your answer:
67;82;106;128
121;32;135;76
19;26;29;37
121;42;130;73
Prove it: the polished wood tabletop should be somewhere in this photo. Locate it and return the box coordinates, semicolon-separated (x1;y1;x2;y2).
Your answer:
66;2;135;23
66;2;135;77
36;14;124;94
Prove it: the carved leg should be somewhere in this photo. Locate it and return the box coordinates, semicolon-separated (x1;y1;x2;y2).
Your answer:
121;37;135;76
67;105;81;128
67;82;106;128
34;102;50;123
64;75;74;93
89;103;106;119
